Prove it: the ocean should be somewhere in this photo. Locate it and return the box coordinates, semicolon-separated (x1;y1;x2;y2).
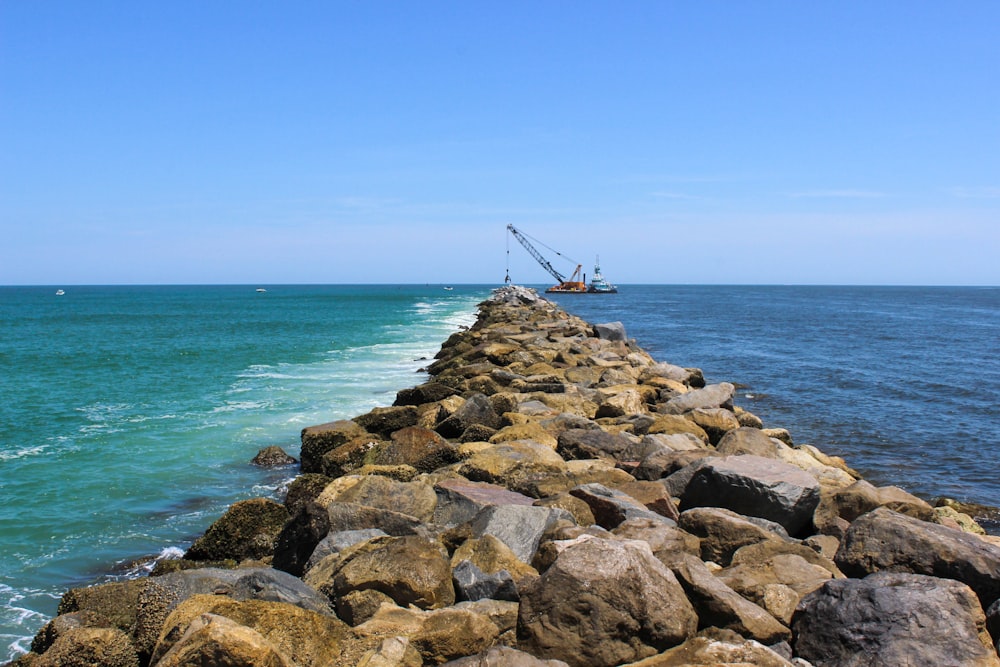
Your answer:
1;283;998;660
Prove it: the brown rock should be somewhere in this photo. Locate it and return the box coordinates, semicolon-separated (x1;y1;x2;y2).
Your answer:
619;628;795;666
686;408;741;445
300;419;371;473
354;405;420;438
375;426;458;473
333;535;455;610
251;445;297;467
678;507;786;566
185;498;289;562
32;627;139;667
153;613;292;667
517;537;697;667
835;506;1000;607
332;474;438;523
714;426;778;457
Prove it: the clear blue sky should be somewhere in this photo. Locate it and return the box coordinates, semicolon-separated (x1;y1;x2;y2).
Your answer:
2;2;997;285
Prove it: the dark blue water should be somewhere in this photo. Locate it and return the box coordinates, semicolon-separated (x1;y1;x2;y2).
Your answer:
547;285;1000;507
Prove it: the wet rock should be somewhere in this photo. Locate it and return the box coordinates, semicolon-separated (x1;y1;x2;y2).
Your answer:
282;473;332;515
251;445;298;467
793;572;1000;667
517;537;697;667
326;501;425;536
835;506;1000;606
680;455;820;536
56;579;146;639
272;501;330;576
184;498;289;562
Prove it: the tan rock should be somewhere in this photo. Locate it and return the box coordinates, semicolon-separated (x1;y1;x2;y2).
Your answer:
647;415;709;443
451;534;539;582
489;423;558;449
153;613;293;667
32;626;139;667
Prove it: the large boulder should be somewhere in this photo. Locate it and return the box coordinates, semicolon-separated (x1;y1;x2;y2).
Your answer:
835;506;1000;607
470;504;573;564
556;428;638;461
617;628;795;666
569;483;673;530
152;613;293;667
441;646;570;666
793;572;1000;667
433;479;535;527
680;455;820;536
517;537;697;667
300;420;371;473
659;383;735;415
437;393;503;438
678;507;788;566
354;405;421;438
331;474;438;523
715;426;777;457
184;498;290;562
331;535;455;610
374;426;458;473
665;552;791;644
30;626;139;667
149;595;348;667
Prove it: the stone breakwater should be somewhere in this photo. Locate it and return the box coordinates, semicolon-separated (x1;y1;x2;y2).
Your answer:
11;285;1000;667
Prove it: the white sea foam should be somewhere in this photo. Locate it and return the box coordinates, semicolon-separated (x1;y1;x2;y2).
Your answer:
0;445;47;462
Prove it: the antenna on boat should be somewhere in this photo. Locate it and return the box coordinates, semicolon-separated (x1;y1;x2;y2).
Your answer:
505;228;511;284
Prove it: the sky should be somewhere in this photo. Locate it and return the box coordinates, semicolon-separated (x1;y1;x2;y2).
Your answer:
1;2;998;285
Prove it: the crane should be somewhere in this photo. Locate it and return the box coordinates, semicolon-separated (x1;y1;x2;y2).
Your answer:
506;224;587;293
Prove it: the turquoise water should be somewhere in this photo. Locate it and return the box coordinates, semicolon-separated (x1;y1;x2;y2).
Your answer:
0;285;488;660
2;284;998;660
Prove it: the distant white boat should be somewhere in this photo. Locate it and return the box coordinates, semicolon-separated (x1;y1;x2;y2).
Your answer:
443;286;454;291
55;289;65;296
256;288;267;293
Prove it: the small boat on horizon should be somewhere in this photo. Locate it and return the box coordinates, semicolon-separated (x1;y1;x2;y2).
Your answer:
55;289;65;296
443;286;454;291
256;288;267;293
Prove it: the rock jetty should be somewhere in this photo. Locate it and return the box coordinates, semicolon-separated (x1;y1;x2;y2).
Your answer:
12;285;1000;667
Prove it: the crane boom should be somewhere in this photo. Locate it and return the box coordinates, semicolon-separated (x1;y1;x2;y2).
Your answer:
506;224;566;283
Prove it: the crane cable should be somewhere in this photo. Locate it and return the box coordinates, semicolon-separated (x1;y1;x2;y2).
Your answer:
515;227;579;266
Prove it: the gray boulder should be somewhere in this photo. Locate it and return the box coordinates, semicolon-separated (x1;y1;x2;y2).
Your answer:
433;479;535;527
452;560;519;602
569;483;674;530
835;506;1000;607
680;455;820;536
660;382;735;415
593;321;627;341
471;504;573;564
556;428;637;461
793;572;1000;667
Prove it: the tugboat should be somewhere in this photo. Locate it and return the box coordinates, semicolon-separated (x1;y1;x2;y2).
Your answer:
587;257;617;293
